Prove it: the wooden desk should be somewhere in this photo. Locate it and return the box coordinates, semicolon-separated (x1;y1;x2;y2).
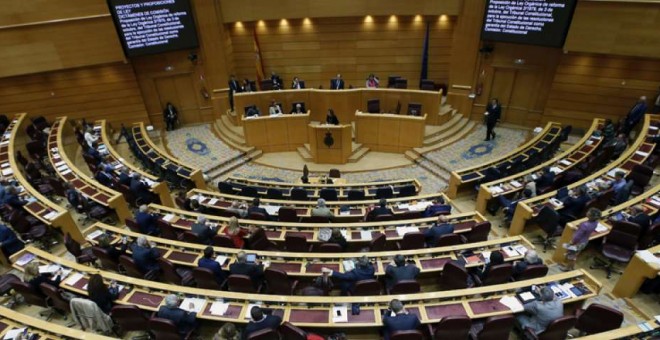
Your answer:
448;122;562;198
475;119;604;214
612;244;660;298
96;120;174;207
188;189;449;222
11;247;601;328
551;183;660;265
48;117;131;223
84;222;532;279
147;204;484;246
233;88;444;126
355;111;426;152
576;319;660;339
242;112;310;152
225;176;420;199
130;123;206;189
308;124;352;164
509;115;659;236
0;306;115;340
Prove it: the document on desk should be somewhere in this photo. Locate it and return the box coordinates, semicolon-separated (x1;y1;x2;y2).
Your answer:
215;255;228;266
332;304;349;323
637;250;660;265
4;328;26;340
209;301;229;316
179;298;206;313
43;211;58;221
64;272;84;286
360;231;373;240
264;205;280;215
595;223;608;233
162;214;175;222
499;296;524;312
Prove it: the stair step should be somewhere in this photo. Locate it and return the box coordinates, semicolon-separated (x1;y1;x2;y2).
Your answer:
215;119;246;145
220;114;245;138
352;142;364;153
348;146;370;163
404;150;421;162
424;114;464;139
423;116;469;146
415;120;476;154
213;120;252;153
297;146;313;161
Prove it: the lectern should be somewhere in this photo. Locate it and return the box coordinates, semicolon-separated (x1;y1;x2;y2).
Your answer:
308;124;352;164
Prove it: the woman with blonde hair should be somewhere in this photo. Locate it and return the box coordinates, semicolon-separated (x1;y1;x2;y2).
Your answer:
23;261;63;296
214;322;240;340
223;216;246;249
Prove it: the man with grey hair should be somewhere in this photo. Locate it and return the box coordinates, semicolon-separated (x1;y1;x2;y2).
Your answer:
131;236;160;273
135;205;159;236
516;286;563;334
226;200;247;218
322;255;375;295
157;294;197;336
130;172;154;205
311;198;334;218
229;251;264;288
191;215;218;245
382;299;421;340
513;249;543;276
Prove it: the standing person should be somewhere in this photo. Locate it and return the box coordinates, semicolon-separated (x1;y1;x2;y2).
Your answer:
623;96;647;135
87;274;119;314
228;75;241;111
83;126;98;149
163;102;178;131
326;109;339;125
366;74;379;88
484;98;501;141
331;73;344;90
560;208;601;271
0;224;24;258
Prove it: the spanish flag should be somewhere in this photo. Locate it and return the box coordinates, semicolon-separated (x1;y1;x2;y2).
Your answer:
253;29;265;89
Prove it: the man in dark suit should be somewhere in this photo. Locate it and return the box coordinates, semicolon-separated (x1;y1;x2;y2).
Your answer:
229;251;264;287
191;215;218;245
424;215;455;247
131;236;160;273
331;73;344;90
291;76;304;89
94;165;114;188
157;294;197;336
85;142;103;165
623;96;648;134
535;167;555;189
243;306;282;340
627;204;651;235
559;186;590;225
247;225;272;250
422;198;452;217
382;299;421;340
135;205;160;236
322;255;375;295
370;198;394;219
130;173;154;205
484;98;501;141
118;167;131;186
228;74;241;111
270;71;282;90
247;198;271;219
385;255;420;290
197;246;226;285
4;186;26;209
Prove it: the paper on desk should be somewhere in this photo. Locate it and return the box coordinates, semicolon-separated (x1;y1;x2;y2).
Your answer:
360;231;373;240
549;167;563;174
342;260;355;272
396;226;420;237
408;201;432;211
43;211;58;220
215;255;228;266
332;305;349;323
482;251;492;263
61;169;72;175
54;161;65;167
490;186;504;194
180;297;206;313
209;301;229;316
39;264;60;274
513;245;528;255
264;205;280;215
635;151;649;157
1;168;12;176
499;296;524;312
595;223;608;233
637;250;660;265
397;203;410;210
510;180;522;188
208;198;219;205
502;246;519;258
340;230;348;239
15;253;35;266
559;159;572;166
0;163;8;168
245;303;261;319
64;272;84;286
162;214;175;222
607;167;624;178
86;230;104;241
339;210;350;216
4;328;26;340
519;292;535;302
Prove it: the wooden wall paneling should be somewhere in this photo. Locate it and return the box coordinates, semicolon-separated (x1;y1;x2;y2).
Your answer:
564;1;660;59
0;63;148;127
309;90;361;123
0;0;110;25
544;52;660;128
226;16;454;92
220;0;461;23
190;0;231;92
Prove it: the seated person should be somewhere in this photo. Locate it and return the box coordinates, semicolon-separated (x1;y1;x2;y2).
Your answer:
243;306;282;340
385;255;420;290
424;215;454;247
135;205;160;236
422;198;451;217
268;100;283;116
382;299;421;340
187;199;208;214
229;251;264;288
516;286;563;335
521;174;537;197
223;216;247;248
326;228;348;251
64;183;83;212
611;171;628;195
535;167;555;189
366;74;379;88
499;189;533;223
158;294;198;336
369;198;394;220
191;215;218;245
311;198;334;218
97;233;128;262
85;142;104;164
326;109;339;125
246;224;271;250
270;71;282;90
4;186;26;209
23;262;63;297
512;250;543;276
94;165;114;187
226;201;247;218
87;273;119;314
118;167;131;186
290;103;305;114
477;251;504;280
291;76;304;89
245;106;260;117
609;134;628;159
0;224;24;258
130;173;154;205
322;255;375;295
131;236;160;273
216;323;241;340
198;246;227;285
558;186;590;225
627;204;651;235
247;198;270;220
241;78;253;92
